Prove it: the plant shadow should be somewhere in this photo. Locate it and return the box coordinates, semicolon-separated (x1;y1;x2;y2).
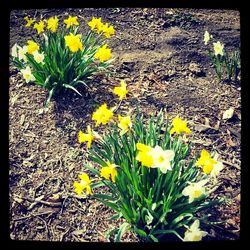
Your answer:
51;76;116;146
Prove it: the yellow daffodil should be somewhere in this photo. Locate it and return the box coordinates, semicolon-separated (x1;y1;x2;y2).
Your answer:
195;149;217;174
136;143;154;168
64;15;79;29
47;16;59;32
100;161;118;183
183;220;208;241
94;44;112;62
34;20;45;34
78;125;95;149
136;143;152;152
182;179;208;203
203;31;210;45
20;65;36;83
88;17;103;33
113;80;128;100
213;41;224;56
136;143;175;173
170;116;191;135
150;146;175;174
73;173;93;195
92;103;114;126
64;33;83;53
32;51;45;64
24;16;35;27
118;114;132;135
27;40;39;55
101;23;115;38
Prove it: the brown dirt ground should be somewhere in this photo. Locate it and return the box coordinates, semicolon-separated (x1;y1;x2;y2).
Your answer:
9;8;241;242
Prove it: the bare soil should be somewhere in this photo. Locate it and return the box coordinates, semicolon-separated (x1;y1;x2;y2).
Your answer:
9;8;241;242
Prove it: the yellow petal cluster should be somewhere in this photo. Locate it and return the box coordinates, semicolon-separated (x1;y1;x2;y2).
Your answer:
136;143;175;173
78;125;95;149
92;103;114;126
24;16;35;27
34;20;45;34
170;116;191;135
88;17;103;34
64;15;79;29
64;33;83;53
27;40;39;55
73;173;93;195
88;17;115;38
118;114;132;135
47;16;59;33
195;149;223;176
101;23;115;38
94;44;112;62
136;143;154;168
113;80;128;100
100;161;118;183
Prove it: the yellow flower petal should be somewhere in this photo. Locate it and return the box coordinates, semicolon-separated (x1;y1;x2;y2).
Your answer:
170;116;191;135
94;44;112;62
92;103;114;126
64;33;83;53
64;16;79;28
100;162;117;183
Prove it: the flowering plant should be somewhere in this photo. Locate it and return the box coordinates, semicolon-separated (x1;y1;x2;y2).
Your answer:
203;31;240;82
75;99;224;241
11;15;115;106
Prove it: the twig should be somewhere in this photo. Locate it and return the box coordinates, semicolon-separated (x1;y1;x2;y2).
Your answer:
211;224;240;237
113;99;123;113
13;210;56;222
19;105;34;110
221;160;240;170
37;216;50;239
60;228;70;241
14;194;62;207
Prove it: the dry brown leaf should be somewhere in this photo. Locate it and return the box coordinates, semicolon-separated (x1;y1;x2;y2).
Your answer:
72;229;86;235
222;107;234;120
20;114;25;125
204;117;210;126
227;218;236;226
11;94;19;106
194;124;219;133
226;138;236;147
191;139;212;146
214;120;220;130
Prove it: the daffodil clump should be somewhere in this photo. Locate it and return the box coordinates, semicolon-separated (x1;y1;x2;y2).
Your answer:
11;15;115;106
203;30;240;82
74;83;224;242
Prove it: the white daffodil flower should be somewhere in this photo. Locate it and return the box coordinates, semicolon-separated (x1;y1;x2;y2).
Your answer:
11;43;20;58
150;145;175;174
203;31;210;45
182;179;208;203
213;41;224;56
33;50;45;64
183;220;208;241
20;65;35;83
18;46;28;62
